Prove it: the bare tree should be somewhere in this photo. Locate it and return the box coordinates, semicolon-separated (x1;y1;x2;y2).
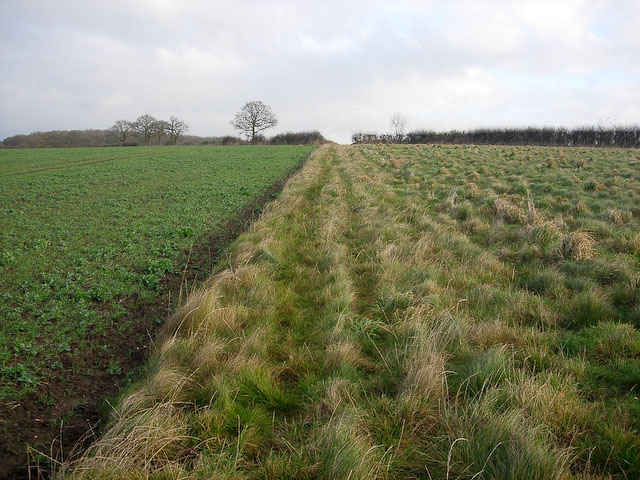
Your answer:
390;113;407;140
109;120;131;145
153;120;169;144
231;101;278;143
167;115;189;145
131;114;157;146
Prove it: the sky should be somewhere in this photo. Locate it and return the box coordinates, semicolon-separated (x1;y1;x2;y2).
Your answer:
1;0;639;144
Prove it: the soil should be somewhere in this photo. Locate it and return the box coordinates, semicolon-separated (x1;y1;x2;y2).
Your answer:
0;155;308;480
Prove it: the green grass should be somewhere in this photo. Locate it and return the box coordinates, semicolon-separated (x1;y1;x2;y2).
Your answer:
59;144;639;479
0;145;315;404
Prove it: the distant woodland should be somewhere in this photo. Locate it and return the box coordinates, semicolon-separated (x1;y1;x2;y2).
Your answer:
1;130;326;148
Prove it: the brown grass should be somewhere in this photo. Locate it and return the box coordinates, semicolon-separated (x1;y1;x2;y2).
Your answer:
494;196;525;224
557;230;598;260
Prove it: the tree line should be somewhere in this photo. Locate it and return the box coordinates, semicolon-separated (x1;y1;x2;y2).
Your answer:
352;126;640;148
2;101;327;148
1;129;326;149
110;114;189;146
1;130;120;149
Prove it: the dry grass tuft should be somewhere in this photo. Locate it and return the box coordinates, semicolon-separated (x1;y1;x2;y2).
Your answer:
494;196;525;224
606;175;623;186
465;182;481;197
62;404;191;478
436;189;458;212
325;378;354;413
607;208;624;225
391;157;404;169
358;174;375;183
471;320;532;349
146;366;192;403
324;341;363;372
584;179;606;192
192;337;229;372
557;230;598;260
607;208;631;225
460;217;490;235
403;340;447;400
314;413;382;480
403;313;465;401
514;376;592;442
380;243;400;262
508;291;558;328
573;157;588;169
572;200;590;215
630;233;640;253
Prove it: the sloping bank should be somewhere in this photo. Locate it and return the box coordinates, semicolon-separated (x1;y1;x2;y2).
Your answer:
61;144;580;479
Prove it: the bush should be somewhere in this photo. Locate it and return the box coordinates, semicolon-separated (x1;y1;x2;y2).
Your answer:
269;131;326;145
219;135;244;145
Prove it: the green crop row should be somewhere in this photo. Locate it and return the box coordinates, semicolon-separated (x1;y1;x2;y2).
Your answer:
0;145;314;404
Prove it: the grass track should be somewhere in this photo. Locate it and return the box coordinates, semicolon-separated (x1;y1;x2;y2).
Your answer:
60;144;639;479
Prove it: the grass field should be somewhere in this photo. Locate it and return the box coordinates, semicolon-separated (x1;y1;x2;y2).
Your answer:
0;145;315;473
57;144;640;479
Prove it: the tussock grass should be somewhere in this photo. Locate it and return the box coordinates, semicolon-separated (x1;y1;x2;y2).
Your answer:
493;196;526;224
61;404;193;478
557;230;598;260
61;144;640;479
530;221;562;247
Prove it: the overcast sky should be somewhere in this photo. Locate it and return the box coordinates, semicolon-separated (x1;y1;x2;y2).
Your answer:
1;0;639;143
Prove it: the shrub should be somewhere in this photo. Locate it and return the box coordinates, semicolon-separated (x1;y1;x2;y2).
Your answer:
269;131;326;145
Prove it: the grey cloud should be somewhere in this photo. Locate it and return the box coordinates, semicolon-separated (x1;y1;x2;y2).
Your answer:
1;0;638;144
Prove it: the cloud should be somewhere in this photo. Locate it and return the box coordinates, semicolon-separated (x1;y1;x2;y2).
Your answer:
1;0;638;143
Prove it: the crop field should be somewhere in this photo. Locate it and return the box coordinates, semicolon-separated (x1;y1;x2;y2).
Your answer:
0;145;315;474
57;144;640;479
